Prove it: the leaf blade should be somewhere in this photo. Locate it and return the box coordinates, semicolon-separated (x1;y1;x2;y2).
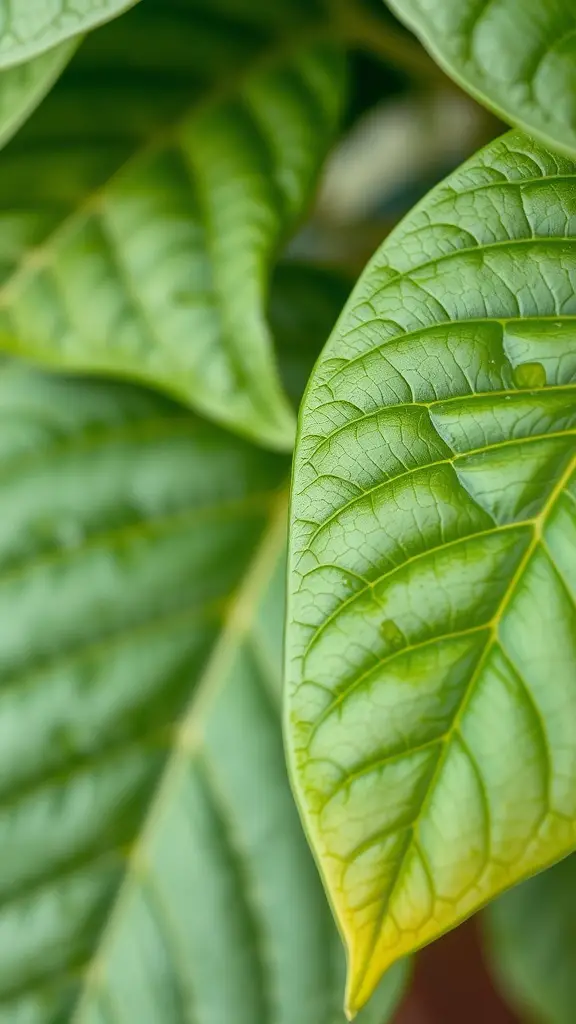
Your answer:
285;129;576;1017
383;0;576;158
0;359;408;1023
0;1;346;449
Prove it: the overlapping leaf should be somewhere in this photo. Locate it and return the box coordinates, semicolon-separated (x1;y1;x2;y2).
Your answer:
384;0;576;158
484;856;576;1024
0;364;408;1023
0;0;138;68
286;130;576;1017
0;0;345;450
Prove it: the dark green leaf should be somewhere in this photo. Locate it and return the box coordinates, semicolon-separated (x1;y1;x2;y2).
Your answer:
0;0;138;67
0;41;76;148
0;0;346;450
0;364;408;1022
270;262;352;410
285;130;576;1016
384;0;576;158
484;855;576;1024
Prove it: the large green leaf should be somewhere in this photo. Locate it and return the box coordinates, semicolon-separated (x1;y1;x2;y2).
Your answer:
383;0;576;158
0;0;345;450
0;41;76;149
484;856;576;1024
0;363;409;1023
285;129;576;1017
0;0;138;68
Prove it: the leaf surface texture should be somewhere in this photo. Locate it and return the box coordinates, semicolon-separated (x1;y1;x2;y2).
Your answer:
286;130;576;1016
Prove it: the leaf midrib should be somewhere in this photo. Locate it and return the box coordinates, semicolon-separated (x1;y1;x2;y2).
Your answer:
347;449;576;1011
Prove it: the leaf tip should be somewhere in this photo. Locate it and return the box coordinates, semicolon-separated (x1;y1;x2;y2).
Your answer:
344;981;368;1020
344;956;371;1021
344;933;401;1020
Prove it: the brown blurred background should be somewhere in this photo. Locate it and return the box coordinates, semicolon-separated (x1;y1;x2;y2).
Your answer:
392;919;519;1024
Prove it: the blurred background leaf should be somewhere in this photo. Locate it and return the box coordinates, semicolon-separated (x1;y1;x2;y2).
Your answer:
484;857;576;1024
0;0;348;450
0;359;408;1024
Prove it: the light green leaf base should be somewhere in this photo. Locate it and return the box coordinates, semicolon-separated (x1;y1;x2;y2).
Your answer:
286;129;576;1016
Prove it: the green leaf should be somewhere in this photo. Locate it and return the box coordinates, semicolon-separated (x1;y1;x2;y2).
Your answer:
285;129;576;1017
0;0;139;68
484;855;576;1024
0;41;76;149
0;363;409;1022
383;0;576;158
0;1;346;451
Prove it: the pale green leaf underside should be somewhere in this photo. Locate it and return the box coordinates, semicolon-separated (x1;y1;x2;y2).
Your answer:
384;0;576;158
0;0;139;68
0;41;76;150
0;0;345;450
484;855;576;1024
0;360;408;1023
286;130;576;1016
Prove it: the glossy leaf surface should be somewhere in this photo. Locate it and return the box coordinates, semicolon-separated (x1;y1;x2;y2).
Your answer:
384;0;576;158
0;0;345;450
484;856;576;1024
0;41;75;149
0;0;138;67
286;130;576;1016
0;364;408;1023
